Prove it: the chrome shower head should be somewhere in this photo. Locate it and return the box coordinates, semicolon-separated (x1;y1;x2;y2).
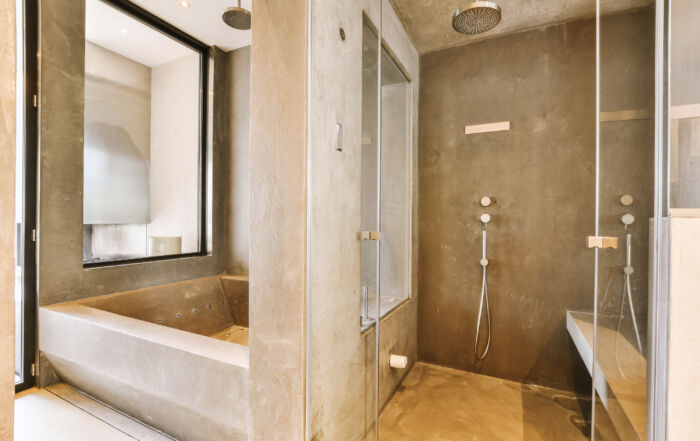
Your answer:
222;1;251;30
453;1;502;35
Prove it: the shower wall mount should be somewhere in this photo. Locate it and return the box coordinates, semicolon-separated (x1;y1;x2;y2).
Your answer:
587;236;619;249
620;194;634;206
464;121;510;135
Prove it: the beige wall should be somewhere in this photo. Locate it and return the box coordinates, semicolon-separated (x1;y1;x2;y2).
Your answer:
225;46;250;276
667;216;700;441
308;0;419;439
37;0;226;312
248;1;307;440
0;0;16;437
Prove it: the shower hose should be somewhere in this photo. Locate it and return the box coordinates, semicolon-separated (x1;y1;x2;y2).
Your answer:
617;233;643;354
475;228;492;361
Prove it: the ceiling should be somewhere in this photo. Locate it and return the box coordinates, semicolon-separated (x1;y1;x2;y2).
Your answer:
131;0;251;52
388;0;653;54
87;0;251;65
86;0;195;67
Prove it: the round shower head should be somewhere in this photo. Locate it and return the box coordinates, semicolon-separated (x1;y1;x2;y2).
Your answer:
223;1;251;31
453;1;502;35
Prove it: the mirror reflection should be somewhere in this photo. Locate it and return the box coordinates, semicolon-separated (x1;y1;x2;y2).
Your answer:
83;0;204;264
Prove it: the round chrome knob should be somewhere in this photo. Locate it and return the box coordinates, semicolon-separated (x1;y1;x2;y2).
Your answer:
480;213;491;224
621;213;635;226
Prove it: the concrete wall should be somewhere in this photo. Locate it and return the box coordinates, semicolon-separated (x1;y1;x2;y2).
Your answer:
37;0;226;311
225;46;250;276
417;10;654;392
308;1;419;439
248;1;307;440
0;0;16;437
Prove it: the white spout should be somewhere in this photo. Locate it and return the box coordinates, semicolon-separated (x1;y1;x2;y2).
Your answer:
389;354;408;369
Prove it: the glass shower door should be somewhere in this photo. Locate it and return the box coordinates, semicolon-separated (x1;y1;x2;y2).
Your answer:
360;15;381;441
592;3;656;440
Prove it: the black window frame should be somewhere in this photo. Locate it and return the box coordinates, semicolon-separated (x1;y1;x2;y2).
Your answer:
83;0;210;268
15;0;38;394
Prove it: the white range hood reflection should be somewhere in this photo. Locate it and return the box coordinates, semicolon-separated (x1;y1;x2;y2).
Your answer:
84;122;150;224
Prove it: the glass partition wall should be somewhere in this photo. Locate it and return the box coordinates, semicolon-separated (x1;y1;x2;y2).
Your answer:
308;1;666;440
592;4;656;441
361;21;412;331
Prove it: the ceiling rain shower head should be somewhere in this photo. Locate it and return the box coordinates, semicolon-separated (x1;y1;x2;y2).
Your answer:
222;1;251;31
452;1;502;35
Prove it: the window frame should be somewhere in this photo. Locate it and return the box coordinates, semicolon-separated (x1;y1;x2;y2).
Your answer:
15;0;38;394
83;0;210;268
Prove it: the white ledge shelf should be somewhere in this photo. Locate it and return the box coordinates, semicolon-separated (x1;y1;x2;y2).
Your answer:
567;311;646;441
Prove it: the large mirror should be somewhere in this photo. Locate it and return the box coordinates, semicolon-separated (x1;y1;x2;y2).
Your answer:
82;0;207;265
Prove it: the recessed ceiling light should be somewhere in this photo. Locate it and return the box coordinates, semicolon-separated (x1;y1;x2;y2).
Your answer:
179;0;190;7
121;29;128;34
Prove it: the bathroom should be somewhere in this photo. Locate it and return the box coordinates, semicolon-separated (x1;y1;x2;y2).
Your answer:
3;0;700;440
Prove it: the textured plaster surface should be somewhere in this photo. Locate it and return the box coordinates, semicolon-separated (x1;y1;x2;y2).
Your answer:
40;302;248;441
220;275;249;327
248;1;307;440
225;47;251;276
373;362;621;441
308;1;419;440
81;275;239;336
38;0;226;309
0;0;16;438
417;11;654;392
388;0;652;54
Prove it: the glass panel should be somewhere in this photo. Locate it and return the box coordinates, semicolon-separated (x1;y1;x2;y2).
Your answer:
14;0;25;386
360;22;410;327
361;16;381;441
594;3;655;440
82;0;203;264
669;0;700;209
379;45;411;315
361;20;380;333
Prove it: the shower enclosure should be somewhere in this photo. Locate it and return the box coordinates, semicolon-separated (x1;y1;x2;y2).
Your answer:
307;0;673;439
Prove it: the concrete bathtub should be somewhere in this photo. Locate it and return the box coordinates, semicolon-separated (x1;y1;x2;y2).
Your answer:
39;275;250;441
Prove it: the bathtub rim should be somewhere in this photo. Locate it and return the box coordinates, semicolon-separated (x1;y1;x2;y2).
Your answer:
41;302;249;369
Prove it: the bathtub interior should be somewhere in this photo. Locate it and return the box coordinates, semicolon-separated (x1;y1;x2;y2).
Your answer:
80;274;249;345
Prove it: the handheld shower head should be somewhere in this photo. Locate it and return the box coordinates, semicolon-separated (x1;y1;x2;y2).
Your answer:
222;1;251;30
